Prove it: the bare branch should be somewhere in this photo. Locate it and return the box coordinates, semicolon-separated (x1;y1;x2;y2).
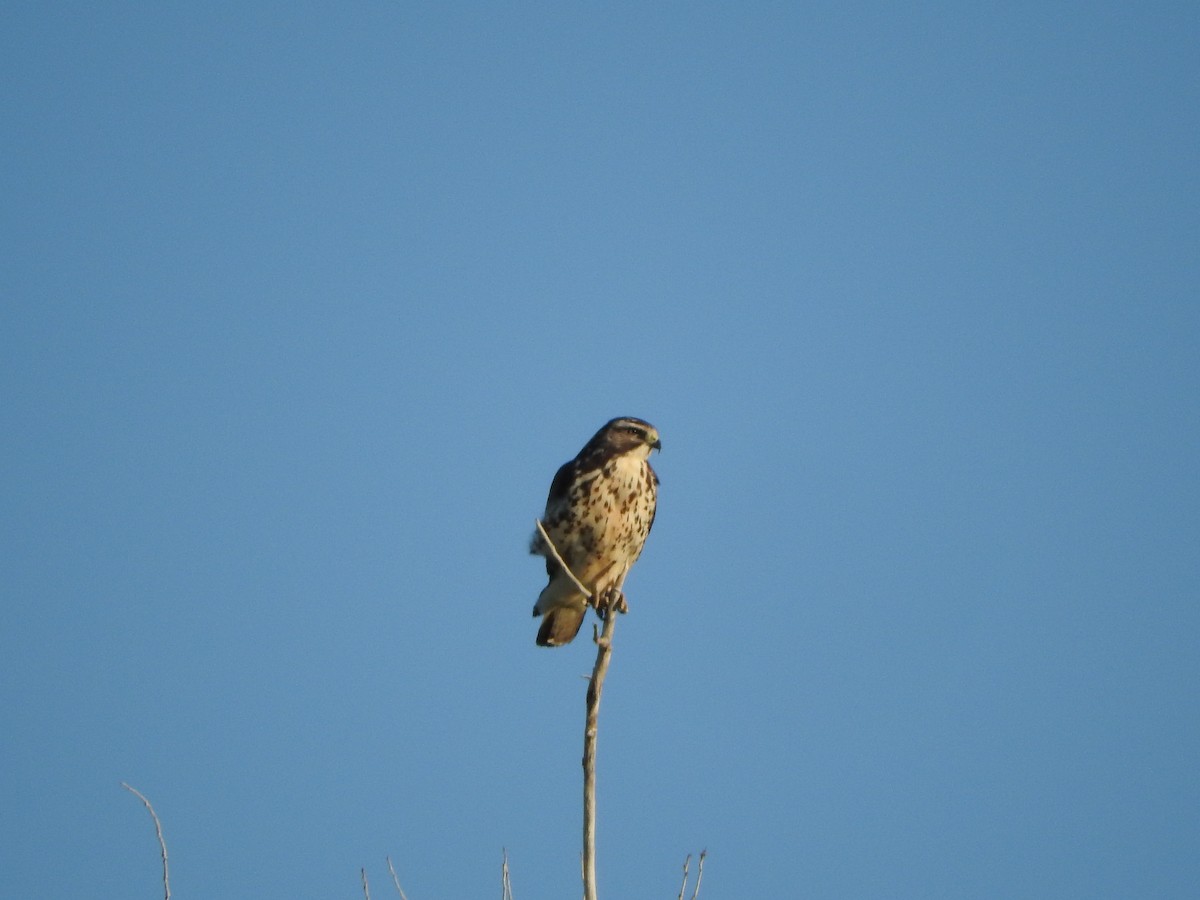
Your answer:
385;856;410;900
121;782;170;900
533;519;593;601
691;850;707;900
582;564;629;900
677;854;692;900
361;867;371;900
501;847;514;900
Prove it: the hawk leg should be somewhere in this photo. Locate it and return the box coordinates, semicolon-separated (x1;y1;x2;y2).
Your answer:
595;586;628;619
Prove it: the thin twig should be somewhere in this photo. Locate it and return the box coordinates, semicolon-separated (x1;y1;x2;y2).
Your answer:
361;867;371;900
677;854;692;900
501;847;514;900
582;564;629;900
534;519;593;601
385;856;410;900
121;783;170;900
691;850;707;900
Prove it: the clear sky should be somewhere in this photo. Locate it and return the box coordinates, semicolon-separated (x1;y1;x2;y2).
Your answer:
2;2;1197;897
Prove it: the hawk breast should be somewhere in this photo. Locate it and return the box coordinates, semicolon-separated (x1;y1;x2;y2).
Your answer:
544;453;657;591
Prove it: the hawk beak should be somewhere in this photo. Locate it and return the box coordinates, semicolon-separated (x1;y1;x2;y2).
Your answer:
650;437;662;451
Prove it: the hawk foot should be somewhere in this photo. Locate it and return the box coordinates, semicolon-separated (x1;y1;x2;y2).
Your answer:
594;587;628;619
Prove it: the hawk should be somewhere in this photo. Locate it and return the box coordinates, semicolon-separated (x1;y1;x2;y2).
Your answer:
531;417;661;646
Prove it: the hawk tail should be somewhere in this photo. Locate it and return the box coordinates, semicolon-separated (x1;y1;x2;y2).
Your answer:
536;607;586;647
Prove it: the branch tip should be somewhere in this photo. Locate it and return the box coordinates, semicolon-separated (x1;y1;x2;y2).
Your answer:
121;782;170;900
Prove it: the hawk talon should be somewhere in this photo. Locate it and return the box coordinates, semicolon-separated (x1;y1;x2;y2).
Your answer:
593;587;627;619
614;591;629;615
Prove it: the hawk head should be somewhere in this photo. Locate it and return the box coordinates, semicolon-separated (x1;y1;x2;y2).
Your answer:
581;417;662;461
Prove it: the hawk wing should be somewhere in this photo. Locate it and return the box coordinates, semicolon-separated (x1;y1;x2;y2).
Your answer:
540;459;576;577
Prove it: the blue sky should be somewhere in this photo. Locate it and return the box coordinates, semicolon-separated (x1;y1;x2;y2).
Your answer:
2;2;1197;897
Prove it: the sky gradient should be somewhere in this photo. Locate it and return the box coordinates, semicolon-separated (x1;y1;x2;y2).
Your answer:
3;2;1198;897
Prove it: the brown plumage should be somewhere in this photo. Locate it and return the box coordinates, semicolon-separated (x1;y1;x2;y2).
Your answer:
531;417;661;646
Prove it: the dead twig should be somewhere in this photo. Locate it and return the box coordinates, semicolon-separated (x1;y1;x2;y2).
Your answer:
501;847;514;900
691;849;707;899
361;867;371;900
677;849;708;899
677;854;692;900
533;519;593;601
385;856;410;900
582;564;629;900
120;782;170;900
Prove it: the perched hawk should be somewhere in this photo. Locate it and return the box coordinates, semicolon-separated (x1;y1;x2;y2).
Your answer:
531;417;661;646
